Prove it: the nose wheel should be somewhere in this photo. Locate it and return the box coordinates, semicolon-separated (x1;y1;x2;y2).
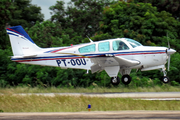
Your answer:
162;76;170;83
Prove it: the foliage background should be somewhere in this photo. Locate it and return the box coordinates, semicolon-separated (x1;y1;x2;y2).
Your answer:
0;0;180;88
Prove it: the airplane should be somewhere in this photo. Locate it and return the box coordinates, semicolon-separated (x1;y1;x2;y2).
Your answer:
6;25;176;85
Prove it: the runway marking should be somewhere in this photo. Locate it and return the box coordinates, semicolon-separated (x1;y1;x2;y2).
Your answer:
8;92;180;100
1;92;180;101
137;98;180;101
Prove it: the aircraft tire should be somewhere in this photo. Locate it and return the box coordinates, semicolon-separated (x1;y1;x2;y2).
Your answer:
121;75;131;85
111;77;120;85
162;76;170;83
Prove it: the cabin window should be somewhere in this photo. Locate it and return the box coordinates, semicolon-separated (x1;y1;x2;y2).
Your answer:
113;40;129;51
79;44;96;53
98;42;110;52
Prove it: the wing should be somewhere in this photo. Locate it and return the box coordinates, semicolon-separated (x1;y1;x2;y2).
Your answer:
90;55;140;73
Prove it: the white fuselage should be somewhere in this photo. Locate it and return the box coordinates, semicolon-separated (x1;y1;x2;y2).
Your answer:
11;38;168;72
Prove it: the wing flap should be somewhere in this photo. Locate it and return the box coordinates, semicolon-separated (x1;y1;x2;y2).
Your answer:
91;64;102;73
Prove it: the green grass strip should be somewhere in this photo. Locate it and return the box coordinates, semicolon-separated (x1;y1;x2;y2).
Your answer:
0;95;180;112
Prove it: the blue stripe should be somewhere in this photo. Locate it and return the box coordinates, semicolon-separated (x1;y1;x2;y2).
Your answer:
7;30;35;44
7;32;27;41
11;50;166;61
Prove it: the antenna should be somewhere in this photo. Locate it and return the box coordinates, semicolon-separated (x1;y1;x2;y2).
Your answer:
86;35;93;43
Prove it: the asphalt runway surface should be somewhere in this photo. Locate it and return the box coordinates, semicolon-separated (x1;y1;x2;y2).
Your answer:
1;111;180;120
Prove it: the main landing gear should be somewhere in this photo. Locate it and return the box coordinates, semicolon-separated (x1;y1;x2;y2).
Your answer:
111;77;120;85
111;74;132;85
121;75;131;85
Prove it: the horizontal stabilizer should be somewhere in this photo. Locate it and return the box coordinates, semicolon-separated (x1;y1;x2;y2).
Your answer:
12;54;37;58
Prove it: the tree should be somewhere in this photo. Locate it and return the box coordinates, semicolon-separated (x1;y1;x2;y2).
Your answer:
99;1;180;51
9;0;44;28
0;0;44;49
27;21;65;48
50;0;115;39
135;0;180;20
0;0;14;49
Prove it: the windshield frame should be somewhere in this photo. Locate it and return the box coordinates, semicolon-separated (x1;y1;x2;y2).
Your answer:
126;38;142;48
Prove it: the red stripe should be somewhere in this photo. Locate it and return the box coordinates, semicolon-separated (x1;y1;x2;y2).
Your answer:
115;52;165;56
7;28;24;36
51;45;80;53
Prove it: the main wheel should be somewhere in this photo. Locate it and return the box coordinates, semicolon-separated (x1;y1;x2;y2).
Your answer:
111;77;120;85
162;76;170;83
121;75;131;85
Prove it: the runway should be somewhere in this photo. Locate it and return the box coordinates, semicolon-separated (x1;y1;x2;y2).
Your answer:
1;111;180;120
16;92;180;100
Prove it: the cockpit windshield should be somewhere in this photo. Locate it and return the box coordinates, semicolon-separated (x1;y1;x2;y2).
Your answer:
126;38;142;48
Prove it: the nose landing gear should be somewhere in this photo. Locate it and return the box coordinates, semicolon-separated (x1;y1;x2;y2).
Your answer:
162;68;170;83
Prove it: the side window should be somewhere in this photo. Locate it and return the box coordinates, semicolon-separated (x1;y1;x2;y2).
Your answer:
113;40;129;51
98;42;110;52
79;44;95;53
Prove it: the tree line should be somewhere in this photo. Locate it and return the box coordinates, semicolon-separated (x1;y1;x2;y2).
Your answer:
0;0;180;88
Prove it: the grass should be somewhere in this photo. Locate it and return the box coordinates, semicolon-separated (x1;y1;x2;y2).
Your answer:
0;85;180;112
0;95;180;112
0;85;180;94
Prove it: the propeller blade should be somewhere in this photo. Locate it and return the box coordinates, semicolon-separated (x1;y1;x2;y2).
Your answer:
168;55;170;71
167;32;170;49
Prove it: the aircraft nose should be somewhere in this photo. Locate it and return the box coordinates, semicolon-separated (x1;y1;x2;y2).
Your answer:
166;48;176;55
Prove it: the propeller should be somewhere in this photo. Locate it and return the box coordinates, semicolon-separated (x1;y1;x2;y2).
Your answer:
166;32;176;71
167;32;170;49
167;54;170;71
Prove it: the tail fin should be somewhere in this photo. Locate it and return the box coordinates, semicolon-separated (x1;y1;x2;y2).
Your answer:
6;25;41;57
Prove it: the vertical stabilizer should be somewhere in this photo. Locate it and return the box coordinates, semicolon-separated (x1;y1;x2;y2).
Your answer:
6;25;41;57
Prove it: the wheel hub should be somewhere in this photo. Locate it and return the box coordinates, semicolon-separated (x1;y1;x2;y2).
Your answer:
124;77;128;82
112;78;117;83
163;78;168;83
